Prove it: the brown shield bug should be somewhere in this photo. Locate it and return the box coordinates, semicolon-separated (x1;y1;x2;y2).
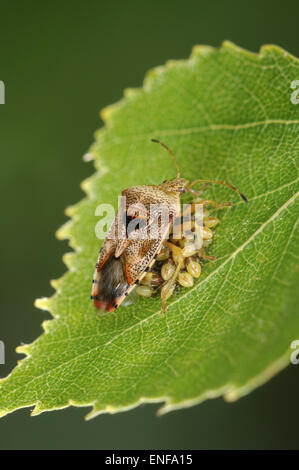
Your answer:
91;140;248;312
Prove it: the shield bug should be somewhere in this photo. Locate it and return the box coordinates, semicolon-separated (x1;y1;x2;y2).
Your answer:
91;140;248;312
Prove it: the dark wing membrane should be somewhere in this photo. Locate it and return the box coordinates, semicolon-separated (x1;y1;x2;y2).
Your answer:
92;255;129;312
92;231;170;312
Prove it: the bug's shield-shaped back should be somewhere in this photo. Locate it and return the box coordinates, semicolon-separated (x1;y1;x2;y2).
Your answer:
92;184;180;311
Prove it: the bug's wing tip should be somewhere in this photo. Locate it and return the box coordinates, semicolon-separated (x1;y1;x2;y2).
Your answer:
93;299;115;312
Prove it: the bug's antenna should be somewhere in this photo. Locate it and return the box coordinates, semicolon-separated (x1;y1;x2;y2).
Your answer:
189;179;248;203
151;139;181;178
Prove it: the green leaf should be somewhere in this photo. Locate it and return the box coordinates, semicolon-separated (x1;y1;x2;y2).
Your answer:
0;41;298;419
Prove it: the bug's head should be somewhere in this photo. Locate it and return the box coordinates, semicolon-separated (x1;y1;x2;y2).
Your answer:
161;177;190;194
151;139;190;194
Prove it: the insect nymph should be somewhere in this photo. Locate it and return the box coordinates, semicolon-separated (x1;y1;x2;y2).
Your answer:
91;140;248;312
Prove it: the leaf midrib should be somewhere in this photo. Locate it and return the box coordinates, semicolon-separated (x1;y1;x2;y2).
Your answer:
101;119;299;147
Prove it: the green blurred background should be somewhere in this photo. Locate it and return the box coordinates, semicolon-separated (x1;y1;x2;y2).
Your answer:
0;0;298;450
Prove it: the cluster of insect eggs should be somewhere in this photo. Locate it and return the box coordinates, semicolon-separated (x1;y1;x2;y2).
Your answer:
135;204;219;302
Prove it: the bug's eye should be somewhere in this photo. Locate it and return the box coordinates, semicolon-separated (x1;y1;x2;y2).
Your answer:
179;187;185;194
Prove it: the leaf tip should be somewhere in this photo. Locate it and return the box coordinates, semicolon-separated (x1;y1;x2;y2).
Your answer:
34;297;51;312
0;410;8;419
82;152;95;162
124;87;139;99
62;252;75;269
56;221;72;240
191;44;214;58
16;344;31;356
50;278;59;290
42;319;58;333
224;354;291;402
30;403;42;417
100;103;121;123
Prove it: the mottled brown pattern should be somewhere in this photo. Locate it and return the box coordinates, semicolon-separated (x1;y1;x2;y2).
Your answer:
92;178;189;311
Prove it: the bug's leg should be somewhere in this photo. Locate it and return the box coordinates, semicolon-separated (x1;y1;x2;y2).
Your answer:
181;202;202;217
184;190;233;211
155;240;171;261
187;179;248;203
192;199;232;210
186;178;248;209
185;184;211;199
160;242;185;312
197;249;216;261
161;258;184;312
